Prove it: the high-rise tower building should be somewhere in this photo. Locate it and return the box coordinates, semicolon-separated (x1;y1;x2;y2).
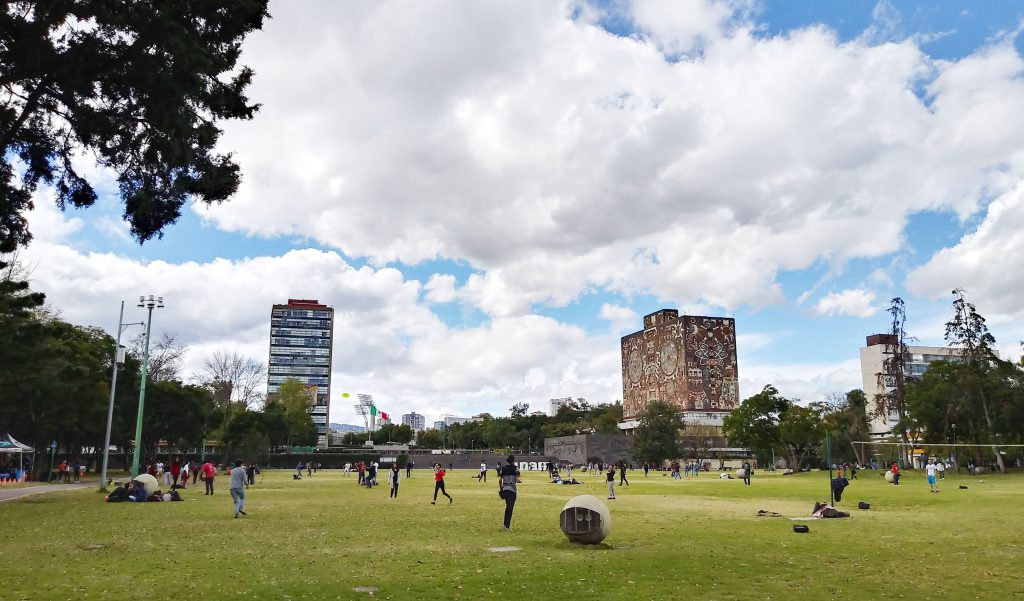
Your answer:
268;299;334;448
620;310;739;427
401;412;426;431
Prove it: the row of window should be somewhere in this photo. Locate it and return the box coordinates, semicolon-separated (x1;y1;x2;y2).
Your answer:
270;338;331;347
271;328;331;338
272;309;332;319
270;346;330;356
267;375;330;386
267;384;331;395
270;355;330;366
269;365;330;376
271;319;332;329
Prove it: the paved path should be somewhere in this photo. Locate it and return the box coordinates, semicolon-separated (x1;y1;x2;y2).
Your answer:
0;483;91;503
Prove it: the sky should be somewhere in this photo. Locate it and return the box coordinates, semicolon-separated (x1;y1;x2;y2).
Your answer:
17;0;1024;427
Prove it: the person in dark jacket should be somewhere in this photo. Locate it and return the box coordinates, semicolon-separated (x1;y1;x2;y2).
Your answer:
498;455;522;531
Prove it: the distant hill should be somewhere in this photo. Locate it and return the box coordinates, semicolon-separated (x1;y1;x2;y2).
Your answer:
330;423;366;433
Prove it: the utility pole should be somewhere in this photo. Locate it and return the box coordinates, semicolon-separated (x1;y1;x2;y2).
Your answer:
99;301;143;491
130;295;164;477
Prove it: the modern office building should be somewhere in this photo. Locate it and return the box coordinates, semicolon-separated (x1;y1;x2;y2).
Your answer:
402;412;426;431
432;420;446;430
859;334;983;438
268;298;334;448
619;310;739;430
549;397;573;415
441;414;470;428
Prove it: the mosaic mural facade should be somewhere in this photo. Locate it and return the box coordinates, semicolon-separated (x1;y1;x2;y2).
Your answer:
621;310;739;420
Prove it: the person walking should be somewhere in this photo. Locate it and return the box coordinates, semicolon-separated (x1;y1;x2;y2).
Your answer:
296;461;304;479
307;462;313;478
389;464;401;499
741;460;752;485
937;460;945;481
606;464;616;499
618;461;629;487
202;460;216;495
246;462;256;485
179;462;188;489
891;462;901;486
925;458;940;493
431;463;453;504
406;459;414;479
479;460;488;483
643;462;649;478
229;459;248;518
192;460;200;485
366;462;377;488
170;459;181;488
498;455;522;531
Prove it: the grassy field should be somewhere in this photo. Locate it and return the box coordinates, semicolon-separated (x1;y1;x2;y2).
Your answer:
3;467;1023;600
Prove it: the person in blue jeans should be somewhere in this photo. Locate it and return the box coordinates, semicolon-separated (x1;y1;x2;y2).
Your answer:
230;459;248;518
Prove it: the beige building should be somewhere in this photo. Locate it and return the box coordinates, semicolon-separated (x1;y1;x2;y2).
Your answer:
859;334;978;438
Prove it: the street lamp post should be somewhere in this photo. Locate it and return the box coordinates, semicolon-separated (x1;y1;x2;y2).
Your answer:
952;423;958;473
99;301;143;491
130;295;164;477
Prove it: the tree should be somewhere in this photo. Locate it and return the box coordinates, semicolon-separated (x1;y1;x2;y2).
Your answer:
275;378;315;447
632;400;684;464
777;404;824;470
0;1;270;253
510;402;529;419
945;288;1005;472
196;349;266;427
127;331;186;382
679;424;718;465
416;429;444;450
723;385;787;466
813;390;871;465
872;298;913;455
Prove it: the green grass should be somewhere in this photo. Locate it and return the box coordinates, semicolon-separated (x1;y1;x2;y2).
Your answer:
3;468;1023;600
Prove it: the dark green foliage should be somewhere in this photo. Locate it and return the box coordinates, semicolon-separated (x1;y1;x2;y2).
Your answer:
632;400;684;464
0;0;269;252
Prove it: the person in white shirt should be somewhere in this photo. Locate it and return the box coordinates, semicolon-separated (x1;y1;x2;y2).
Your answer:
479;461;487;483
343;462;352;476
925;458;939;493
937;460;946;481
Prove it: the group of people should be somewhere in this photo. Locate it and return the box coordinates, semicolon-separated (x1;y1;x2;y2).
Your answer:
53;459;84;482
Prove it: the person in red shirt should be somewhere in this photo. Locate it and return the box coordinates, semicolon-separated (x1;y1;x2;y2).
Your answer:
891;462;901;486
202;461;216;495
431;463;453;505
357;461;365;485
170;460;181;488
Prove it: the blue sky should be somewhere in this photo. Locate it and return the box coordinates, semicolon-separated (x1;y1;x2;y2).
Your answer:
23;0;1024;424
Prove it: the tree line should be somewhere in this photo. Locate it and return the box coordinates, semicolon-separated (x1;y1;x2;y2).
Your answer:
0;261;313;476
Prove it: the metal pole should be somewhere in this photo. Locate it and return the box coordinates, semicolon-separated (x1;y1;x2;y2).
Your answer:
827;432;834;505
99;301;125;491
130;304;155;477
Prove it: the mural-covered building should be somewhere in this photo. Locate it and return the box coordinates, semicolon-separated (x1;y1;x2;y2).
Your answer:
619;310;739;429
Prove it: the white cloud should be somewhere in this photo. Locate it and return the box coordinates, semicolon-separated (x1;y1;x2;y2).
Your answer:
423;273;458;303
741;359;863;404
813;289;878;318
185;2;1024;317
907;181;1024;319
599;302;638;333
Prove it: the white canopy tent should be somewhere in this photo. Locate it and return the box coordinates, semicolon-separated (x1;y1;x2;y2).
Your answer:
0;434;33;482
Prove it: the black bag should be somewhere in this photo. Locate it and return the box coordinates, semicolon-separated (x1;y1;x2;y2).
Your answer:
857;501;870;510
793;525;810;533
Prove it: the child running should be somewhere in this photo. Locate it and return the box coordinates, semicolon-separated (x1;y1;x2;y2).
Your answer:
431;463;453;504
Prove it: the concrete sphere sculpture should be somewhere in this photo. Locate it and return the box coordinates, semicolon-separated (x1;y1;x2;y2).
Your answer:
884;470;895;483
560;495;611;544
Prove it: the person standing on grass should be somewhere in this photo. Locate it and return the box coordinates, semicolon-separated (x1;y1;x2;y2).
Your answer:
202;460;216;495
606;464;616;499
643;462;649;478
406;459;414;479
431;463;453;504
937;460;945;481
307;461;313;478
498;455;522;531
170;459;181;488
891;462;901;486
479;460;488;483
618;461;629;487
389;464;401;499
925;458;940;493
229;459;248;518
742;460;752;486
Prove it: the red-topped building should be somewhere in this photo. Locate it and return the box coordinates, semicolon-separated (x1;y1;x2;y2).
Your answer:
268;299;334;447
